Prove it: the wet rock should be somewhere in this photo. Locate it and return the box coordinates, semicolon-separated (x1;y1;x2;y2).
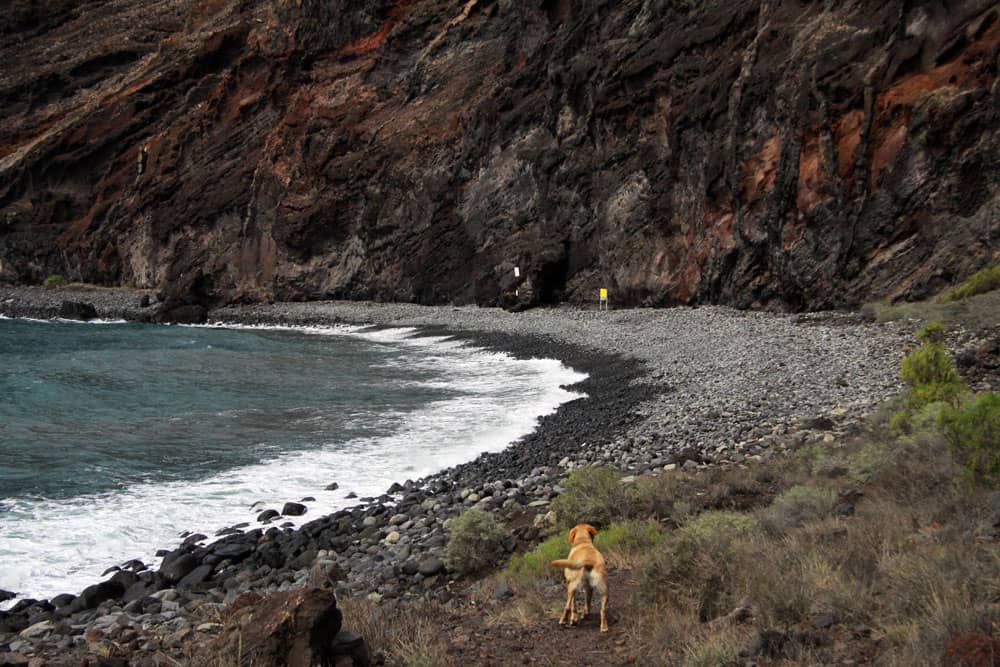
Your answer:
212;540;255;562
78;579;126;610
58;301;97;320
182;533;208;547
49;593;75;609
177;564;213;590
159;554;200;585
157;303;207;325
281;502;307;517
257;509;280;523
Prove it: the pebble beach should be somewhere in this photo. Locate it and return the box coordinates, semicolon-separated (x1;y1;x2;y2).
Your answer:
0;285;953;664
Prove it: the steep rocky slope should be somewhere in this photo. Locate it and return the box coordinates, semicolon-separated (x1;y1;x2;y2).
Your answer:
1;0;998;310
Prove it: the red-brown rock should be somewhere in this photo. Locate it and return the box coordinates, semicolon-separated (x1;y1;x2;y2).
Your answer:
211;588;343;667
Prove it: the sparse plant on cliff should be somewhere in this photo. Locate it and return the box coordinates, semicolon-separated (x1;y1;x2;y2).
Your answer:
43;274;66;289
445;509;508;575
947;264;1000;301
550;465;629;527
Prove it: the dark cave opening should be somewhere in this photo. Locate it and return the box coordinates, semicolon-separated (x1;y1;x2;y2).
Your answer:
537;249;570;304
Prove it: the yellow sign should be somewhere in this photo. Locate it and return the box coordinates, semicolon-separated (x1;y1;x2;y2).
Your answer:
599;288;608;300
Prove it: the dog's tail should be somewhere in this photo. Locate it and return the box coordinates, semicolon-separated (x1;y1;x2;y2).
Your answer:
550;559;594;571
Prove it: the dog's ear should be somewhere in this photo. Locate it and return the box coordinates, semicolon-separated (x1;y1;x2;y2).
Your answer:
568;526;578;544
585;524;598;537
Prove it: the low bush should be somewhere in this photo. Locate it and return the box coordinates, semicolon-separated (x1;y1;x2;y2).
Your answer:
506;534;567;583
892;322;967;433
627;475;678;519
847;443;898;483
939;392;1000;484
445;509;508;575
595;519;666;568
900;342;961;389
594;519;666;554
43;274;66;289
550;465;629;527
947;264;1000;301
681;511;758;546
763;485;837;531
640;511;758;618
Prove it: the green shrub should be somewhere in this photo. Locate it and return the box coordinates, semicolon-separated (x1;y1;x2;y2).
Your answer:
940;392;1000;484
900;343;960;389
594;519;666;554
640;512;757;617
893;324;967;432
916;320;947;345
505;534;567;582
681;511;758;545
948;265;1000;301
444;509;508;575
764;485;837;530
847;443;897;483
626;476;677;519
43;274;66;289
550;466;628;527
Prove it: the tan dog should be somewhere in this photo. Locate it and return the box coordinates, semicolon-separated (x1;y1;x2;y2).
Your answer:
549;523;609;632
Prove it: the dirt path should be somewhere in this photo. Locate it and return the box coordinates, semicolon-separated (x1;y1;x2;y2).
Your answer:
441;570;643;667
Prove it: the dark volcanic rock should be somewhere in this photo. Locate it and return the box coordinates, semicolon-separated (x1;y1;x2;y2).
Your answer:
417;557;445;577
0;589;15;603
157;303;207;325
78;579;125;610
58;301;98;320
177;564;213;589
159;553;200;584
257;509;281;523
281;502;307;516
212;541;255;562
0;1;997;309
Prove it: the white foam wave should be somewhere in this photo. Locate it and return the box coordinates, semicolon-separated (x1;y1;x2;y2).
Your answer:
0;325;585;606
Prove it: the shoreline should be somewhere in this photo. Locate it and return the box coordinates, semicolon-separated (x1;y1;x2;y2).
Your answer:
0;285;926;663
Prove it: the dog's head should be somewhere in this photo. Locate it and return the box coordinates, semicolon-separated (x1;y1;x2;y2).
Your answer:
568;523;598;545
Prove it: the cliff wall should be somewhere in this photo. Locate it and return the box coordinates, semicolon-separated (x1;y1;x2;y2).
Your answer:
1;0;997;309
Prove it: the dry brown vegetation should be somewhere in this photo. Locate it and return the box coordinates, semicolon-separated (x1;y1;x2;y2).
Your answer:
344;403;999;666
335;319;999;666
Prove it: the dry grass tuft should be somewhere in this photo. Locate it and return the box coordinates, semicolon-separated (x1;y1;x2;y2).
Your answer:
338;597;449;666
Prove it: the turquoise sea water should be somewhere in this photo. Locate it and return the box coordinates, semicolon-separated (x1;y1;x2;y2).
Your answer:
0;318;585;603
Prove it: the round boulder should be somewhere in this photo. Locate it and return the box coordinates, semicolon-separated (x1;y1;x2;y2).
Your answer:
282;502;307;517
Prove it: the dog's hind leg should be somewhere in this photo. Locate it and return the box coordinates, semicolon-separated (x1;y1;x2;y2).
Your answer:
599;590;609;633
559;583;575;625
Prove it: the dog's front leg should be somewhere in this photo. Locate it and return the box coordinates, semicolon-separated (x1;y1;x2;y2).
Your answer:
584;585;592;619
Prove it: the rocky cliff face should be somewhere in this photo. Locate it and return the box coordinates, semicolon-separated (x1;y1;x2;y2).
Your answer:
1;0;998;310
